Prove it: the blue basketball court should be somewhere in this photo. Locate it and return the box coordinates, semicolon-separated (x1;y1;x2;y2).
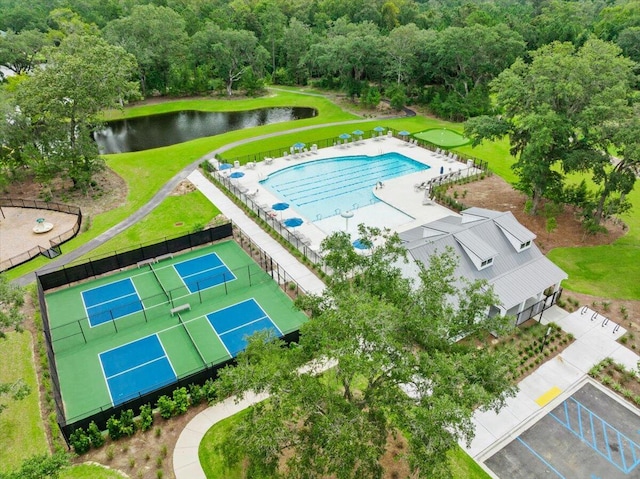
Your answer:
207;299;281;356
174;252;236;293
99;335;176;406
82;278;142;327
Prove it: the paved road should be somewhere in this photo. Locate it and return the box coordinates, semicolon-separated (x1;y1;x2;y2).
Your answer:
14;96;409;286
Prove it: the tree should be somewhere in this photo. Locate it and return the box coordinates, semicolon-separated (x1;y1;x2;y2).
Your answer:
0;274;29;415
384;23;423;85
103;4;188;96
191;23;269;96
465;39;637;218
281;18;313;85
214;227;516;478
0;451;69;479
15;34;139;190
0;29;48;75
427;23;525;119
256;0;287;75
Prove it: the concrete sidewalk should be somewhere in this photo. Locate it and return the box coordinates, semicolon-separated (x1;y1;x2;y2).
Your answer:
172;171;327;479
463;305;638;477
188;170;325;296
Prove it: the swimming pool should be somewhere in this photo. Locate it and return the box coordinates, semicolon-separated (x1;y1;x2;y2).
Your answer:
260;153;430;221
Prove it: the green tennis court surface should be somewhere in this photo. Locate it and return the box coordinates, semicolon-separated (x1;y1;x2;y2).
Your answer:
414;128;470;148
45;240;308;422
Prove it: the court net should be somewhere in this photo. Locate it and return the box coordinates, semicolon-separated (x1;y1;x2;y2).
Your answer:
177;314;207;366
150;263;170;301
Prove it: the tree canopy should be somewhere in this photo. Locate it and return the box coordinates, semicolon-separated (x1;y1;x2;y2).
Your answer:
465;38;638;223
214;227;516;478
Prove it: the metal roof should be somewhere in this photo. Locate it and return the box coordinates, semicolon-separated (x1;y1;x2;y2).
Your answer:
399;209;568;310
453;229;498;262
494;214;536;243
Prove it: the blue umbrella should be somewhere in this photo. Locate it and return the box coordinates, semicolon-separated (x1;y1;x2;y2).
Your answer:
399;130;410;137
373;126;385;132
352;239;370;250
284;217;303;228
230;171;244;178
272;202;289;220
339;133;351;140
352;129;364;136
219;163;233;170
293;142;305;151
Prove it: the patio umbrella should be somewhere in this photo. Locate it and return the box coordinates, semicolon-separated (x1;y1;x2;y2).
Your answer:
373;126;385;133
272;202;289;220
283;217;303;228
399;130;410;137
352;239;370;250
219;163;233;170
230;171;244;179
293;142;306;152
339;133;351;143
352;129;364;136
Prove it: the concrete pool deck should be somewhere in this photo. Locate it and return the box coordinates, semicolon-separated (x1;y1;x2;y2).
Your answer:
212;137;476;250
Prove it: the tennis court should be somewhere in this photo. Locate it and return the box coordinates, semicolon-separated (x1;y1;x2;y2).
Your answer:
207;298;281;356
173;252;236;293
82;278;142;327
100;335;176;405
44;240;308;422
485;382;640;478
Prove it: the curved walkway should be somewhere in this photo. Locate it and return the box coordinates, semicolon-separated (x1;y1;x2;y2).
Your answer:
14;105;403;286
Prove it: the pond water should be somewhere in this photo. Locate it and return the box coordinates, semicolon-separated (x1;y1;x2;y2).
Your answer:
94;107;317;154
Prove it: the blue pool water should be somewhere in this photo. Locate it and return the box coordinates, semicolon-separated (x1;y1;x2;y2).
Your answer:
260;153;430;220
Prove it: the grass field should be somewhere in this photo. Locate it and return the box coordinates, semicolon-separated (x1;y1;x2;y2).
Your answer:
80;190;220;261
198;408;490;479
60;463;126;479
7;87;638;296
0;332;48;472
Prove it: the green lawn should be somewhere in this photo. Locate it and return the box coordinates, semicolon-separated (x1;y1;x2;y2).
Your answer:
60;463;126;479
198;408;490;479
7;89;638;300
5;91;357;280
79;189;220;260
0;332;48;472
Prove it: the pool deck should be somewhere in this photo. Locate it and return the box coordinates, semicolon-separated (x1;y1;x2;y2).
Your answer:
213;137;475;250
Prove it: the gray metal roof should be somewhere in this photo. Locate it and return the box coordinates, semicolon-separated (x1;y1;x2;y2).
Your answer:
494;214;536;243
453;229;498;262
400;209;568;310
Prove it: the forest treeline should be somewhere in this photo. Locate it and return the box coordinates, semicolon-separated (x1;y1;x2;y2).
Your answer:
0;0;638;227
1;0;639;120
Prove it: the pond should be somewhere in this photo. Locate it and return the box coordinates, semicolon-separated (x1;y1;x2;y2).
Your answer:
94;107;317;154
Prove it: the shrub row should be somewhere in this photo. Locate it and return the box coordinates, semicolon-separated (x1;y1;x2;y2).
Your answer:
69;381;218;454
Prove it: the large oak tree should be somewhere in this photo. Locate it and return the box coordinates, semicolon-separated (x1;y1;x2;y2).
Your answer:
214;227;516;478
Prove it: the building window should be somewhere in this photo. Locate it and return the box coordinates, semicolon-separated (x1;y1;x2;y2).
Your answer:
481;258;493;267
520;241;531;250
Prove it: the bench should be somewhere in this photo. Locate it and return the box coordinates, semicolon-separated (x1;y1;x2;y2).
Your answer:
170;303;191;316
137;258;156;268
155;253;174;263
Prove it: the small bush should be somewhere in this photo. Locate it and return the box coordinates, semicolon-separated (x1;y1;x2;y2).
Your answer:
106;415;122;440
157;395;176;419
173;387;190;415
119;409;136;437
70;427;91;455
87;421;105;448
139;403;154;431
106;445;115;461
155;427;162;438
189;383;206;405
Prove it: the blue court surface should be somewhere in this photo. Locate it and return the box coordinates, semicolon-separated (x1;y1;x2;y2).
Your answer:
207;299;281;356
174;252;236;294
486;382;640;478
82;278;142;327
99;335;176;406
